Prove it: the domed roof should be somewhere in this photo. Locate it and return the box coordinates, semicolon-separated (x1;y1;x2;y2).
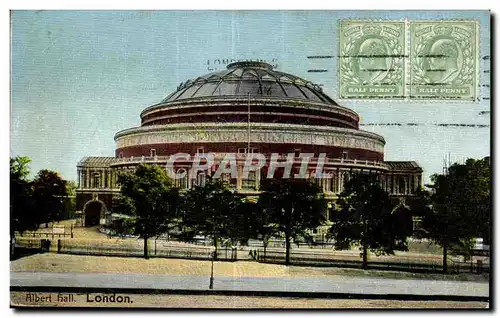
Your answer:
160;61;338;105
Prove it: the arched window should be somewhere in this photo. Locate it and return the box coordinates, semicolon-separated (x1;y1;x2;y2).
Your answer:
242;171;256;190
196;172;206;187
398;176;405;194
175;168;188;189
93;173;100;189
329;174;335;193
343;171;350;183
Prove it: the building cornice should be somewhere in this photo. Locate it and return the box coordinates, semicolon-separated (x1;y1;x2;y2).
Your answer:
114;123;385;153
140;97;359;122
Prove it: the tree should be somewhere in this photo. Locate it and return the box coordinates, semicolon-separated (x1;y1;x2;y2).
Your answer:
178;177;242;259
117;164;180;259
10;156;31;180
258;179;327;266
10;157;37;256
228;200;261;246
32;169;68;226
66;180;77;197
327;173;406;269
421;157;491;273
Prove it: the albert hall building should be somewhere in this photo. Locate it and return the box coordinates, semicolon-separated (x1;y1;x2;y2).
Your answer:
76;61;422;227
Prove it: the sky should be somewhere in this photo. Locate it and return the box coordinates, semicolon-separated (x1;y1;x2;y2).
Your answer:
10;10;491;183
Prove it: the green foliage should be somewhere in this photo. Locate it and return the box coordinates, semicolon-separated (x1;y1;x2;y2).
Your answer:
178;177;242;248
65;180;77;197
228;201;261;246
10;156;38;237
327;174;408;261
422;157;491;254
117;164;180;240
10;157;80;245
104;218;136;238
258;179;327;265
32;169;68;225
10;156;31;181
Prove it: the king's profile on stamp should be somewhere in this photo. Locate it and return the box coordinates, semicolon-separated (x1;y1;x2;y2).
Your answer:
339;21;405;99
410;21;479;101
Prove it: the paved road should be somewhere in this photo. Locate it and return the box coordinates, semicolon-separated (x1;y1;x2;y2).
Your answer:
10;272;488;297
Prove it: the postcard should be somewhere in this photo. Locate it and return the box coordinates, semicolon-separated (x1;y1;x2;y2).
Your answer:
10;10;490;309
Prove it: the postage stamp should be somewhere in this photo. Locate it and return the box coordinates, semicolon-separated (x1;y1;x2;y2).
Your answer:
409;21;480;101
339;21;405;99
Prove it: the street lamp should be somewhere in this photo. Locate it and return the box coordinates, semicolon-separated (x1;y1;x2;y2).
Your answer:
209;245;216;289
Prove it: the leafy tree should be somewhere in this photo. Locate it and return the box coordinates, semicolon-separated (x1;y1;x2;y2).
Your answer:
405;187;433;239
228;200;260;246
178;177;242;258
327;173;407;269
117;164;180;259
10;156;31;180
32;169;68;226
226;200;279;260
10;157;38;255
251;201;278;260
421;157;491;273
66;180;77;197
258;179;327;266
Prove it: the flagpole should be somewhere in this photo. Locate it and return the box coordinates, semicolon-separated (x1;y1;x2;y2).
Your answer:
247;92;251;153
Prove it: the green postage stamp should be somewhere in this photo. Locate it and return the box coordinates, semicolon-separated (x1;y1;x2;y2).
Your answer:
339;21;405;99
339;20;480;101
410;21;479;101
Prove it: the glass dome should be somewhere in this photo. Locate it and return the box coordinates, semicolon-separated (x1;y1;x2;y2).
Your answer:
160;61;338;105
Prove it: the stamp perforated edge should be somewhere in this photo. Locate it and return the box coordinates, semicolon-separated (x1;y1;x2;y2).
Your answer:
336;18;483;103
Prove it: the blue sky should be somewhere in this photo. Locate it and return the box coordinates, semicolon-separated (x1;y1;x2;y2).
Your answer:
10;10;490;182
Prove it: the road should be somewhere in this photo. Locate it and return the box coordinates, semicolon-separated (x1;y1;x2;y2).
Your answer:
10;272;488;297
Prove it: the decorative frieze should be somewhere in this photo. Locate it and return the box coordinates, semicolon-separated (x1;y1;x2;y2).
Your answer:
115;123;385;153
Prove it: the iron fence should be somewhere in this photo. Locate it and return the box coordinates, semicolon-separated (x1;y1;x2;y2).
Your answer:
54;239;238;261
254;249;490;274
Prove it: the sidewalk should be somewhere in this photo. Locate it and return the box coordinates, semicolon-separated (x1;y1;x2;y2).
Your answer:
10;271;489;298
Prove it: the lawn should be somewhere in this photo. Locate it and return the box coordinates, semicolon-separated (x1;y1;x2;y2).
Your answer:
10;253;489;282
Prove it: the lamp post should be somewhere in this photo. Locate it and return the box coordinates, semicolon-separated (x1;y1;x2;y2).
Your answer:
209;246;215;289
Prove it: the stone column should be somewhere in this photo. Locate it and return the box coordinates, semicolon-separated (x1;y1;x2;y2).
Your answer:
107;169;111;189
255;168;261;190
102;168;108;189
388;174;392;195
77;168;81;188
90;169;94;188
237;164;242;190
405;176;408;195
80;169;84;189
85;169;90;188
89;169;93;188
325;172;330;193
338;170;344;193
101;169;105;188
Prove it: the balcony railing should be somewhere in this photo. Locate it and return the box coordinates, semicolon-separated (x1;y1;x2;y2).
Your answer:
109;153;388;169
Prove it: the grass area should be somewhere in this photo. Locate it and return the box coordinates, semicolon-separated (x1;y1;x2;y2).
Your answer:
16;232;447;265
10;253;489;282
16;222;487;274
